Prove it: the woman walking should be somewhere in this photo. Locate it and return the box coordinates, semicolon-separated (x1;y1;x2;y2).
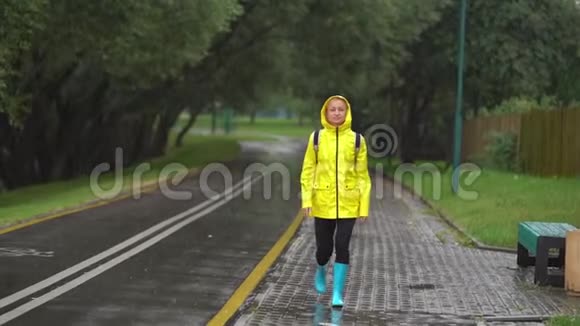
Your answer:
300;95;371;308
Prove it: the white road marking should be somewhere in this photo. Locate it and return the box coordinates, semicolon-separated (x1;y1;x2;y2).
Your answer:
0;174;262;324
0;174;255;316
0;248;54;258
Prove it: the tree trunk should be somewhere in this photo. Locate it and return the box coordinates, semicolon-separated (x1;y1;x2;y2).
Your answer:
176;106;201;147
211;106;217;134
2;59;83;188
250;108;256;124
151;108;181;157
3;113;44;188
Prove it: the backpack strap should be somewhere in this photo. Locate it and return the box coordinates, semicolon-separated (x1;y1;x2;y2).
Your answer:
354;132;361;166
313;130;320;164
313;130;361;166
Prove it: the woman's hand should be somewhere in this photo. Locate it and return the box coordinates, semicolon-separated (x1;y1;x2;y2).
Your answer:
303;207;312;217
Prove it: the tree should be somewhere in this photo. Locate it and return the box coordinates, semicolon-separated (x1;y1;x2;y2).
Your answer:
0;0;241;188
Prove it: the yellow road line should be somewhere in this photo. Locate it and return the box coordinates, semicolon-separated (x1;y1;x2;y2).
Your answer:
0;168;199;236
207;211;305;326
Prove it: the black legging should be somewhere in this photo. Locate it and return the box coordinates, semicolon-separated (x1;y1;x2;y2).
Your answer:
314;217;356;265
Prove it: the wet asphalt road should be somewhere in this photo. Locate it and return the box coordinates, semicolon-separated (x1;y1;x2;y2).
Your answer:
0;139;305;325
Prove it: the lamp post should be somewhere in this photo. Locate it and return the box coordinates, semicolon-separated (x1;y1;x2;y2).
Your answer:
452;0;468;194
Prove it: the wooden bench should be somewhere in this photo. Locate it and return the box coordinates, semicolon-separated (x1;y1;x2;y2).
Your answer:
517;221;577;286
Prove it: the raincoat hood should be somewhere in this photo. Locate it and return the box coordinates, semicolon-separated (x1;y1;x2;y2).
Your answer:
320;95;352;131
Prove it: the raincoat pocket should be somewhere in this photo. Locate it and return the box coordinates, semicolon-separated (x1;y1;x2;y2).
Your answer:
341;182;360;210
312;181;333;216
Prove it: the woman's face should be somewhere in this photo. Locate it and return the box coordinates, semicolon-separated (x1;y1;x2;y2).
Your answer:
325;98;347;126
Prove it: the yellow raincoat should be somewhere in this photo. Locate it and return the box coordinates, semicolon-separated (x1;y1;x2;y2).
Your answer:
300;95;371;219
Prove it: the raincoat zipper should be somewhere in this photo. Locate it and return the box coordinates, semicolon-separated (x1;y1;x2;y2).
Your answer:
335;127;339;220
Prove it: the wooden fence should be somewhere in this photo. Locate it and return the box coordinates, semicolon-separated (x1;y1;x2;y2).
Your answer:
462;109;580;177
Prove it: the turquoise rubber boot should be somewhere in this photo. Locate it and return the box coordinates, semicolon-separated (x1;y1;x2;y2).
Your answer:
315;264;326;294
332;263;348;308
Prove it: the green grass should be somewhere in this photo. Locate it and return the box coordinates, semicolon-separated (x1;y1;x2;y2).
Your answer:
0;134;241;227
547;315;580;326
170;129;276;142
374;158;580;248
178;113;315;138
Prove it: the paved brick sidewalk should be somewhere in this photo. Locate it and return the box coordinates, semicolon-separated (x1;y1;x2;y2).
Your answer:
233;175;580;325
